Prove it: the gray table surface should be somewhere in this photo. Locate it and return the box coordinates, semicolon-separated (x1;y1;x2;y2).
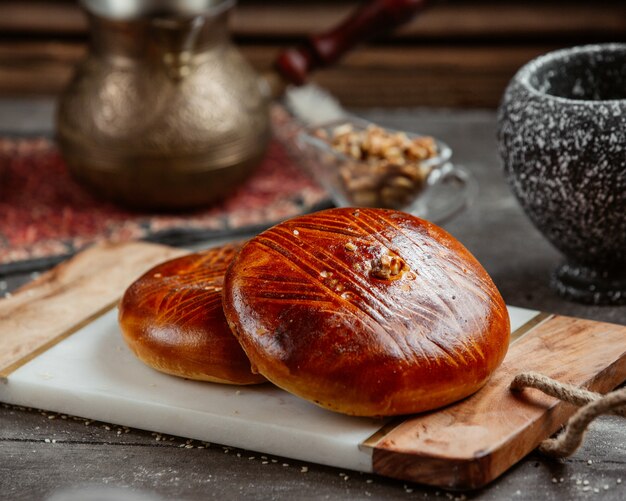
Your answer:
0;99;624;501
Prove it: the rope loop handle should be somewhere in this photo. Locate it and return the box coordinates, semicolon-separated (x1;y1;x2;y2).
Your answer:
510;371;626;458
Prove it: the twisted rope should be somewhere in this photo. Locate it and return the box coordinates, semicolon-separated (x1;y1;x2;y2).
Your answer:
510;371;626;458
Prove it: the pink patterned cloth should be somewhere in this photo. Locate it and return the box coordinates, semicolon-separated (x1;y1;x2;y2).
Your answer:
0;136;328;273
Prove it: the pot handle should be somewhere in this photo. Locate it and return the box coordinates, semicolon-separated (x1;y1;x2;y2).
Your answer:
274;0;429;86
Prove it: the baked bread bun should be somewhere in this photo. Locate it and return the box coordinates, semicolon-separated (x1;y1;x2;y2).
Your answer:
223;208;509;415
119;244;265;385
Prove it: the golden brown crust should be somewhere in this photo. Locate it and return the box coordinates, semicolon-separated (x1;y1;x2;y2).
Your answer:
223;208;510;415
118;243;265;385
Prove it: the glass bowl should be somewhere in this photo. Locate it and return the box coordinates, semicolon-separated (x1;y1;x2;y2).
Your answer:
294;118;477;223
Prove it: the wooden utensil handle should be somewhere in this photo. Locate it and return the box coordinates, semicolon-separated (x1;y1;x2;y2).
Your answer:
275;0;429;85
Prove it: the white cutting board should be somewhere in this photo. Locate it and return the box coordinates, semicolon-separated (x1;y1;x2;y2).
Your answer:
0;303;538;472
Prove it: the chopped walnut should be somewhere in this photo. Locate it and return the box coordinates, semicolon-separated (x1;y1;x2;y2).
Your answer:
323;123;438;210
370;253;408;280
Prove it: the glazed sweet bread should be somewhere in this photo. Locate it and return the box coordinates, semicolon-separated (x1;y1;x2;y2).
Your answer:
119;244;265;385
223;208;510;416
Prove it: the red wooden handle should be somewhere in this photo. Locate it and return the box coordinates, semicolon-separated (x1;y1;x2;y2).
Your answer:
275;0;429;85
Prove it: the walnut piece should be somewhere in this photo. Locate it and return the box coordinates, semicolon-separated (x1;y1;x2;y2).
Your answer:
370;253;408;280
323;123;438;210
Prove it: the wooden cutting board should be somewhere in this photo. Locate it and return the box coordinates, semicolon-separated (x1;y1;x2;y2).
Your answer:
0;242;624;490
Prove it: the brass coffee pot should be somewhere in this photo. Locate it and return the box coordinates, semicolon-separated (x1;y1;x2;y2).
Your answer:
57;0;427;210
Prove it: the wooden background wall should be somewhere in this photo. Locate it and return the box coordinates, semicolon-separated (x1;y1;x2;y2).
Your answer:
1;0;625;107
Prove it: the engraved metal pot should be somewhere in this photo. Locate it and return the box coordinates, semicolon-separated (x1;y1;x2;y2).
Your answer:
57;0;270;210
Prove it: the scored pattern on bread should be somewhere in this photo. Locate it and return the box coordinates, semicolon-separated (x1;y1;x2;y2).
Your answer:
119;243;265;385
223;208;510;416
132;246;232;327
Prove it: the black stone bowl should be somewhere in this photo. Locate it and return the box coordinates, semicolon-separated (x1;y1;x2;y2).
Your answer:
498;44;626;305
